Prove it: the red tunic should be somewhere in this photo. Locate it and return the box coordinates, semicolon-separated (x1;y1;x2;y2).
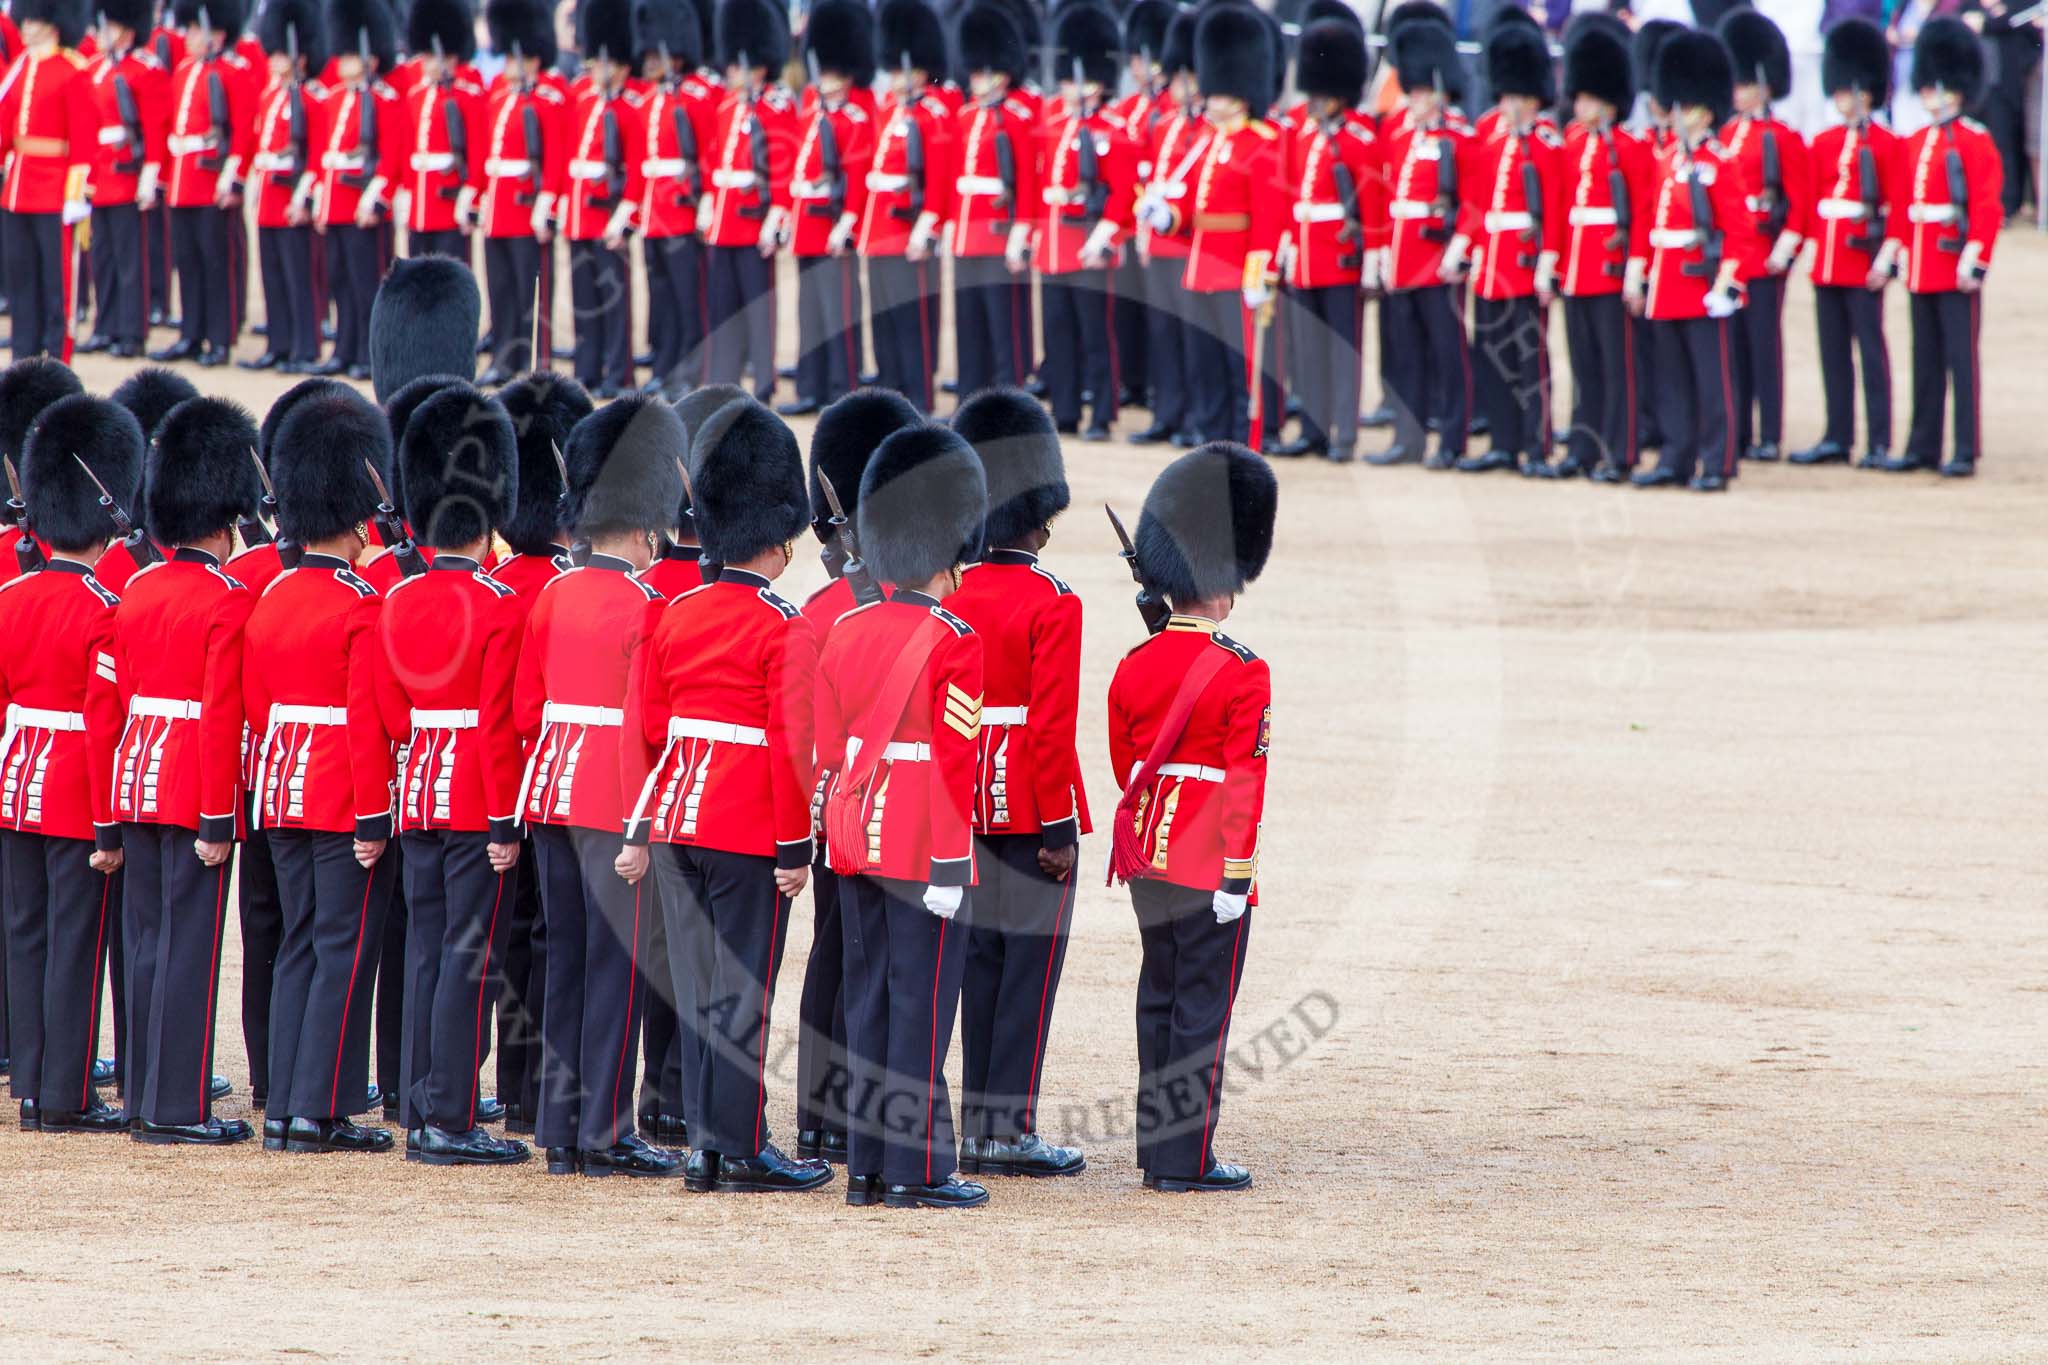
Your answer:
91;535;158;595
1033;104;1139;275
1175;116;1285;294
1461;120;1561;301
857;87;952;258
1140;101;1206;264
946;92;1033;259
1633;135;1758;321
633;73;719;239
1806;118;1899;289
86;44;170;209
1382;112;1474;292
0;560;124;845
162;46;257;208
701;83;800;248
249;76;320;228
1889;115;2002;295
1545;122;1652;298
556;80;645;241
638;543;709;600
310;78;402;225
790;94;872;256
396;70;482;234
1284;112;1384;290
1719;112;1813;255
470;71;566;238
0;45;97;214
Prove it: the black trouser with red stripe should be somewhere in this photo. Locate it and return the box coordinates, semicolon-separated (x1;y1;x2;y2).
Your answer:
238;821;282;1103
374;840;407;1101
323;222;381;368
257;225;319;364
493;833;543;1123
483;233;548;373
839;873;968;1186
531;824;654;1152
91;202;146;346
1291;283;1362;454
1814;283;1891;453
705;241;775;400
1473;294;1550;461
1383;283;1469;457
1042;268;1119;431
409;228;466;260
1648;315;1737;482
1562;293;1636;471
1143;254;1193;436
1905;289;1981;466
1183;287;1252;445
661;843;792;1159
3;832;116;1111
645;234;705;391
794;857;848;1138
638;875;684;1125
1131;879;1252;1181
266;829;393;1120
569;238;633;391
144;205;171;316
121;823;232;1126
960;834;1077;1143
868;254;936;414
1731;270;1787;452
794;253;864;406
399;828;512;1132
3;210;66;359
953;252;1029;401
170;204;237;352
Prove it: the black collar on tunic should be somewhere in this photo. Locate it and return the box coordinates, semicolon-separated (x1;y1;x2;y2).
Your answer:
172;546;221;567
983;548;1037;567
43;558;92;576
586;552;634;573
720;567;771;588
892;588;940;608
431;554;481;572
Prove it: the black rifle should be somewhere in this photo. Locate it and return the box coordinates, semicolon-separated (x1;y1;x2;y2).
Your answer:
71;456;159;567
518;99;544;205
344;27;379;190
434;36;467;201
1848;130;1885;255
1421;71;1456;244
671;92;703;202
993;115;1016;229
1758;124;1788;238
285;22;307;177
1680;146;1722;282
363;460;428;577
816;471;882;606
3;457;46;575
744;100;772;221
1074;61;1108;221
1330;152;1363;271
1518;144;1544;270
1940;133;1969;258
1105;505;1168;635
112;69;144;176
601;103;626;209
1601;126;1630;276
203;66;230;174
238;447;276;549
893;56;926;222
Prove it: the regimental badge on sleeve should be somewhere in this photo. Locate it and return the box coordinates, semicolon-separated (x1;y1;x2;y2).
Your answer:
1253;705;1271;759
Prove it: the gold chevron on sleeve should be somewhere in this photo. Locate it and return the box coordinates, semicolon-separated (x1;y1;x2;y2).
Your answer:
943;685;983;739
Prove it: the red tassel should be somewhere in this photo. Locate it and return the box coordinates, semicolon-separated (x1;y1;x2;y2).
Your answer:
1106;795;1149;885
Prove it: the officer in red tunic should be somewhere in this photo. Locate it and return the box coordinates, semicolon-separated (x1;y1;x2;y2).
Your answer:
1879;18;2002;478
1107;442;1274;1194
859;0;952;413
0;0;96;361
1789;20;1898;471
371;382;530;1167
1717;11;1811;465
554;0;644;396
111;395;263;1144
0;394;140;1134
394;0;480;261
942;390;1088;1179
80;0;169;359
238;0;323;373
630;0;719;400
241;386;398;1155
471;0;566;384
779;0;872;415
946;3;1034;403
1626;30;1757;492
309;0;403;380
1129;9;1202;448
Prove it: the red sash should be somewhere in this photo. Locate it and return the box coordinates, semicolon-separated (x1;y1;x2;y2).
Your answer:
824;615;946;876
1107;648;1228;884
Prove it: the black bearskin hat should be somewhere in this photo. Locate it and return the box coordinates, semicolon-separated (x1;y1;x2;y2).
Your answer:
1720;8;1790;99
636;0;701;67
1632;19;1682;107
950;387;1067;552
0;357;83;465
486;0;556;64
1160;6;1196;77
562;395;688;538
1823;17;1890;103
145;397;262;547
1303;0;1362;37
991;0;1039;63
877;0;945;77
16;1;86;57
21;397;145;552
1690;0;1751;37
409;0;477;61
382;372;467;497
1133;441;1276;603
1912;15;1984;106
1486;20;1553;102
170;0;245;36
270;386;388;545
1655;28;1734;124
258;0;328;72
1122;0;1171;65
857;425;986;586
1056;4;1120;88
1561;8;1627;51
1393;16;1463;100
260;376;351;467
399;385;517;549
1564;23;1632;113
369;255;480;404
674;383;750;446
1197;3;1274;109
495;374;593;555
806;0;873;81
688;400;808;563
328;0;398;71
580;0;636;62
958;2;1025;80
99;0;157;37
809;388;921;542
717;0;788;70
1298;18;1366;106
1384;0;1453;39
109;367;197;445
1485;4;1539;36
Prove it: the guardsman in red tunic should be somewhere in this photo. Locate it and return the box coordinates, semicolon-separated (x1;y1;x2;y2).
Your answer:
630;3;719;399
780;0;873;414
1789;20;1899;471
946;4;1035;402
80;0;169;359
1457;25;1561;475
307;0;402;379
511;396;681;1179
0;357;83;587
1718;11;1812;464
394;0;480;260
815;424;988;1210
945;391;1088;1180
139;17;184;324
240;386;398;1155
1626;31;1757;492
1106;442;1274;1194
629;400;830;1195
240;0;322;373
1129;10;1202;447
859;0;952;413
110;396;263;1144
1141;5;1282;450
0;395;140;1134
371;383;530;1167
0;0;96;361
553;0;643;396
1272;20;1380;464
1033;5;1139;440
1879;18;2002;478
471;0;565;383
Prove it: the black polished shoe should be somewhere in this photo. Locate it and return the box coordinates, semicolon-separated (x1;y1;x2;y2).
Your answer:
39;1100;128;1134
972;1132;1085;1177
1169;429;1198;448
795;1127;828;1161
76;333;113;354
545;1146;580;1176
1127;421;1173;445
415;1124;529;1166
583;1136;685;1178
1269;435;1324;458
92;1057;116;1087
1150;1160;1252;1193
308;358;347;377
287;1116;395;1153
1081;424;1113;443
236;352;281;371
1939;458;1975;478
682;1147;717;1192
775;397;822;417
134;1116;254;1145
382;1090;402;1119
1053;420;1078;435
404;1127;423;1162
1360;403;1396;429
1856;445;1890;470
209;1075;232;1102
1550;456;1587;479
196;345;228;368
1365;444;1420;467
1589;461;1625;484
475;1096;507;1124
1326;444;1357;464
643;1112;687;1145
1422;449;1459;471
109;342;143;359
1742;441;1781;462
883;1177;989;1209
957;1134;983;1174
263;1117;288;1150
477;365;516;387
147;339;199;363
1875;450;1934;472
846;1173;884;1206
364;1084;383;1114
1630;465;1681;488
1521;456;1559;479
345;363;372;381
1689;472;1728;492
19;1098;40;1130
714;1142;832;1192
0;1055;11;1076
1454;449;1515;474
1788;440;1849;465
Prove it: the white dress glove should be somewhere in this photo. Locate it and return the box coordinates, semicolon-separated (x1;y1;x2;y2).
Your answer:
1137;193;1174;234
1004;221;1032;270
1080;218;1118;267
62;198;91;226
1766;230;1801;275
454;184;477;229
828;210;857;255
1212;889;1248;924
529;191;555;238
1704;286;1742;319
923;884;962;920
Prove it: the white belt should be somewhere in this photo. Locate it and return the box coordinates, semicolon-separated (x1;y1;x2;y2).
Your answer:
129;695;201;720
167;133;218;155
845;738;929;765
321;151;366;171
1649;228;1700;249
1907;203;1959;224
981;706;1028;726
568;158;611;180
1292;202;1347;223
98;126;130;146
484;157;532;177
411;708;478;729
1815;198;1869;220
1744;194;1767;212
269;704;347;727
6;704;84;732
252;151;296;172
1484;210;1534;233
865;171;910;192
643;157;689;178
409;151;456;172
1153;180;1186;200
710;168;756;189
1041;186;1083;207
1156;761;1224;783
1567;206;1618;227
668;717;765;746
955;174;1005;196
1388;199;1439;220
791;178;833;198
547;702;624;727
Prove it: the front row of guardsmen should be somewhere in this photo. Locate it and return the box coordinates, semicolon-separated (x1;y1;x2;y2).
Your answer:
0;255;1275;1206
